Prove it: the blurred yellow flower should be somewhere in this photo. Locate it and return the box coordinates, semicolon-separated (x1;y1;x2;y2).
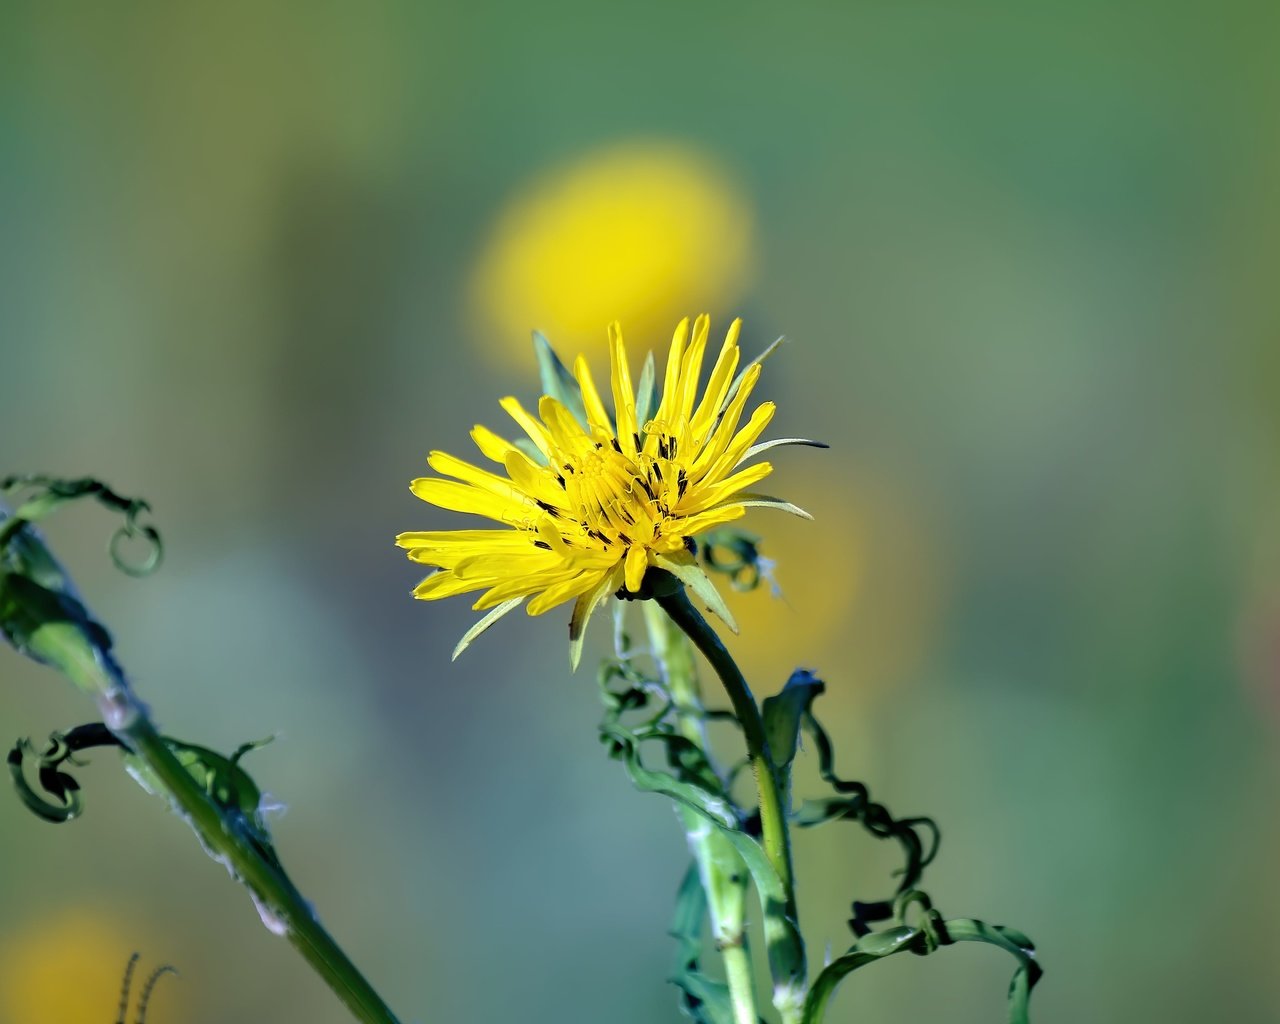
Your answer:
0;909;180;1024
728;472;945;701
398;315;814;668
469;141;754;364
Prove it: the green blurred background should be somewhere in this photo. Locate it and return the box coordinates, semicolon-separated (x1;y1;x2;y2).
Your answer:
2;3;1278;1022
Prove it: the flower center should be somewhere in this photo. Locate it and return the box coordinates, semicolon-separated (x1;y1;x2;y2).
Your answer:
547;435;689;553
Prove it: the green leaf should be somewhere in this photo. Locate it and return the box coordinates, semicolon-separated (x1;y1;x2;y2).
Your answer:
801;926;925;1024
123;735;282;869
800;911;1042;1024
634;351;658;429
792;689;940;936
942;918;1041;1024
761;669;825;773
598;682;805;989
653;553;738;633
8;722;281;868
532;331;588;428
0;572;118;695
2;476;162;577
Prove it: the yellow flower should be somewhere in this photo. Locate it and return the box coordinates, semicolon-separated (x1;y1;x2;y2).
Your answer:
468;141;754;365
0;909;182;1024
397;315;814;667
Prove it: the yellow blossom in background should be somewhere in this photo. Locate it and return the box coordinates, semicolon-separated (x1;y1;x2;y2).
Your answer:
469;141;755;365
398;315;816;667
0;909;182;1024
728;472;946;702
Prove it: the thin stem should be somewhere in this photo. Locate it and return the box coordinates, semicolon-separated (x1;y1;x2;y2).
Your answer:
124;719;402;1024
656;587;804;1014
17;581;403;1023
643;603;759;1024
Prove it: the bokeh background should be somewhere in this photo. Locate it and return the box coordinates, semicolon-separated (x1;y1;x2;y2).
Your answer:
2;4;1278;1022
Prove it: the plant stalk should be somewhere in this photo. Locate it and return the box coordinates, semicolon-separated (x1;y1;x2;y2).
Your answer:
643;602;759;1024
656;587;805;1020
4;514;403;1024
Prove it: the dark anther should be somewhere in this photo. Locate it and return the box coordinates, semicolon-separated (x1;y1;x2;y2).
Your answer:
563;463;575;474
534;499;562;517
677;468;688;498
532;540;552;550
657;438;669;459
652;463;664;482
555;475;566;489
633;432;642;451
609;437;622;453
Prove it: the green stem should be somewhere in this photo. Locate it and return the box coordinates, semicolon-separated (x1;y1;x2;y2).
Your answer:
123;716;402;1024
643;603;759;1024
5;517;403;1024
656;588;805;1019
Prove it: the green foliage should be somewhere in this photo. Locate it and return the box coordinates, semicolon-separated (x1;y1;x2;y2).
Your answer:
697;529;769;593
1;473;404;1024
533;330;589;428
599;642;1041;1024
0;475;158;684
760;669;823;776
1;474;162;577
597;651;806;996
801;891;1040;1024
9;722;282;869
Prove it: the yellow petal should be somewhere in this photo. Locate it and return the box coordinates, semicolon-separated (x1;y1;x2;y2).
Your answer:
674;313;712;424
648;316;690;439
527;569;605;616
689;319;742;440
539;395;592;452
674;504;747;537
690;367;765;477
609;322;639;458
503;449;561;505
454;549;561;580
413;570;487;601
623;543;649;593
428;451;525;500
471;424;519;464
574;354;614;435
678;461;773;515
499;396;553;457
698;401;775;483
472;569;570;609
410;478;533;524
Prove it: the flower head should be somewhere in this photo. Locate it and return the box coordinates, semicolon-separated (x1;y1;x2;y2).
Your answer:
397;315;818;667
